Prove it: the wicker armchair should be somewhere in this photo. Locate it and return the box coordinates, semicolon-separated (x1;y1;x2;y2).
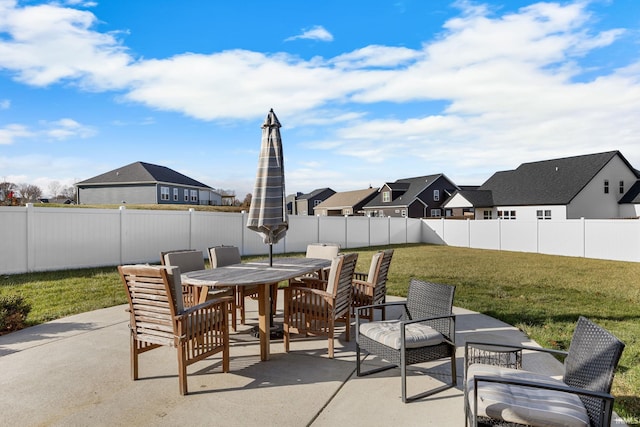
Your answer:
351;249;394;321
283;252;358;358
356;279;456;403
464;316;625;427
119;264;231;395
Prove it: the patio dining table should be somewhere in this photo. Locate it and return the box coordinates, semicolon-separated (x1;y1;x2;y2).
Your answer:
181;257;332;361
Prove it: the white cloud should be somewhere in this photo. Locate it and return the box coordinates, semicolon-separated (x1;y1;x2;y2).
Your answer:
0;99;9;109
0;123;32;144
40;118;96;140
285;25;334;42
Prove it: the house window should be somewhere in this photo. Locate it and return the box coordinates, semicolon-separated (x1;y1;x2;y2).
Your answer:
378;210;384;217
483;210;493;220
536;210;552;220
498;210;516;220
343;208;352;215
190;190;198;202
382;191;391;202
184;189;189;201
620;181;624;194
433;190;439;201
160;187;170;201
604;179;609;194
401;209;407;217
430;209;441;217
314;199;322;206
173;188;178;201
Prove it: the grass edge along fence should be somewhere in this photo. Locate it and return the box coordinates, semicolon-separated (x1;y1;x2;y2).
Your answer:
0;243;638;423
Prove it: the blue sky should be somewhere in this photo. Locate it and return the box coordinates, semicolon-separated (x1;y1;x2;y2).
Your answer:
1;0;639;198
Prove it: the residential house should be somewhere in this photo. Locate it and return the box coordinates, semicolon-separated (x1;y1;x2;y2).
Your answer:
295;188;335;216
286;192;302;215
76;161;222;206
443;151;640;220
313;187;378;216
363;174;459;218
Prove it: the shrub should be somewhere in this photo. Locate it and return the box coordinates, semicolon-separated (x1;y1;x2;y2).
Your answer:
0;295;31;334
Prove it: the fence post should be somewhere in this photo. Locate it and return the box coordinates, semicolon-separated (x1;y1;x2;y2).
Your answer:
188;208;194;250
26;203;34;272
466;218;471;247
119;206;126;265
581;217;586;258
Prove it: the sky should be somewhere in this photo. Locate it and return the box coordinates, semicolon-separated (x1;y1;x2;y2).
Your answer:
1;0;640;199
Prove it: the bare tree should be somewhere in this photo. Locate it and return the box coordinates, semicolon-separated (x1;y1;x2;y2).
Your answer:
17;183;43;204
61;185;76;200
242;193;252;207
48;181;61;198
0;181;17;205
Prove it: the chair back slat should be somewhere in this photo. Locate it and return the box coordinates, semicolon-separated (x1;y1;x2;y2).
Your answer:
564;316;625;426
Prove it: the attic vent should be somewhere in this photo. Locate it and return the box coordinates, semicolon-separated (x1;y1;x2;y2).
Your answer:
555;167;558;171
116;171;120;175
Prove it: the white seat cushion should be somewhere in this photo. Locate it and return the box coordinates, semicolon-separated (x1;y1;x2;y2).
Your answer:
466;364;590;427
359;320;444;350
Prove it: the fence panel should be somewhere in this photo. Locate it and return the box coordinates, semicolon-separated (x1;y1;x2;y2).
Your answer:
500;221;538;253
0;207;28;274
585;220;640;262
346;217;370;248
318;217;347;248
538;220;584;257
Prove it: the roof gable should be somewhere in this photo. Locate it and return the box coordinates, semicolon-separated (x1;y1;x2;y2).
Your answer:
365;173;456;208
315;188;378;209
76;161;211;189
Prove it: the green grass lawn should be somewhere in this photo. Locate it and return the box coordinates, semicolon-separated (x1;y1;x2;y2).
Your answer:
1;243;638;423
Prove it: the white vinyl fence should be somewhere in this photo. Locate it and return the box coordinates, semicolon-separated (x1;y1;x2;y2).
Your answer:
422;218;640;263
2;206;639;274
0;205;423;274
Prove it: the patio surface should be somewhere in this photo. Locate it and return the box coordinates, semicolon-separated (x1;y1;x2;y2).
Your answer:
0;294;626;427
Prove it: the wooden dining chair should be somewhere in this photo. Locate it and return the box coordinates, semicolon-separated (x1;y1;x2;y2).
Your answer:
208;245;258;328
351;249;394;321
119;264;231;395
283;252;358;358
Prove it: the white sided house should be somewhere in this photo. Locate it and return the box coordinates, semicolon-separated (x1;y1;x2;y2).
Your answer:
76;161;222;206
443;151;640;220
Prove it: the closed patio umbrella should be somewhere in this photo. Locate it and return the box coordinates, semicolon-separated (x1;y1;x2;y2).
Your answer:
246;108;288;266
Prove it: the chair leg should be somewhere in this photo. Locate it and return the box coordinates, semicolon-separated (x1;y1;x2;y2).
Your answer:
131;336;139;380
177;344;188;395
328;323;335;358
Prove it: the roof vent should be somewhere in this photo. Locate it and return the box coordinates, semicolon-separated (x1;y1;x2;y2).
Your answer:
555;167;558;172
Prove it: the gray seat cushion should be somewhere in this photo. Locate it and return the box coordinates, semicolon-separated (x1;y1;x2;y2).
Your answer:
359;320;444;350
466;364;590;427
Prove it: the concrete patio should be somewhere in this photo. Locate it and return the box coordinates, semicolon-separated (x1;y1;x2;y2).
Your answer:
0;294;624;427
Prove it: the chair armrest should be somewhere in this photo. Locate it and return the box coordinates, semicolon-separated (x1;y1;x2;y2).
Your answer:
290;277;327;290
402;314;456;341
285;286;332;299
352;278;375;291
178;295;233;317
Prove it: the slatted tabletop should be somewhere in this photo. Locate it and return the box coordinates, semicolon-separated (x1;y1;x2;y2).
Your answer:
182;257;331;287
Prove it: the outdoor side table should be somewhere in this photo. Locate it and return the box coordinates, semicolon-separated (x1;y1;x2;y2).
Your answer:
465;333;523;371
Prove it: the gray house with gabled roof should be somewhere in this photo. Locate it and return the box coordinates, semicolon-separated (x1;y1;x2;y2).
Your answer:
295;188;335;216
443;151;640;220
76;161;222;206
363;174;459;218
313;187;378;216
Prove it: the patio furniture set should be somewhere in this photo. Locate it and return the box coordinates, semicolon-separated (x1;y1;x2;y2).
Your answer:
118;245;625;427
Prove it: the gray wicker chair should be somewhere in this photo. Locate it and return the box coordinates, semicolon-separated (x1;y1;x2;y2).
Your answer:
355;279;456;403
464;316;625;427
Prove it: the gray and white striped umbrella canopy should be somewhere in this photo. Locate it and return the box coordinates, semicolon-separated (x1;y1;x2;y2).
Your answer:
246;109;288;245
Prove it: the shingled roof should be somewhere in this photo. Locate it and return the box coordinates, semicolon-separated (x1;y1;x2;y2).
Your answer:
365;174;450;208
314;187;378;210
479;151;637;206
76;161;211;189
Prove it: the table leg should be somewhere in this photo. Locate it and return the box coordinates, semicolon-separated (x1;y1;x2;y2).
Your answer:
258;283;271;361
197;286;209;305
